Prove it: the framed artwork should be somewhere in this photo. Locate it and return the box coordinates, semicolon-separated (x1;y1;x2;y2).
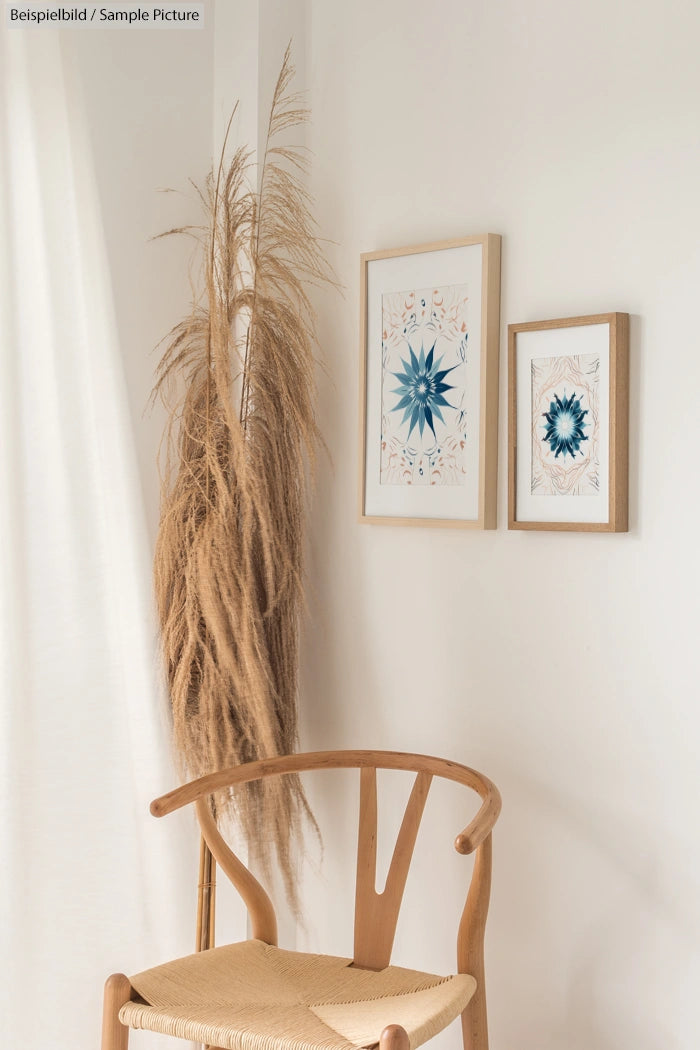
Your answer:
359;234;501;528
508;313;629;532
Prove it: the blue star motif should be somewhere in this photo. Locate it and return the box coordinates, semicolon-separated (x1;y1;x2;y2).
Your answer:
542;391;589;458
390;342;457;441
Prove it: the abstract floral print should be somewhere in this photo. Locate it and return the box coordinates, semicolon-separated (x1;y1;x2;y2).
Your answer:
381;284;468;485
531;353;600;496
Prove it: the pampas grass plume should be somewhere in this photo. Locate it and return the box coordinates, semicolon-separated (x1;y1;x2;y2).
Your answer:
152;48;334;909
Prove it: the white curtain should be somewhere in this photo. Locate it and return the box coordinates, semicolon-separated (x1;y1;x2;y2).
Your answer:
0;24;194;1050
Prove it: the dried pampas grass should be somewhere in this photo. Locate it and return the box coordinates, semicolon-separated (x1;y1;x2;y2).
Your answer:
152;48;333;909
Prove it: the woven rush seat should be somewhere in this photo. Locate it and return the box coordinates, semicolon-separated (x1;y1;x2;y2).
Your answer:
120;938;476;1050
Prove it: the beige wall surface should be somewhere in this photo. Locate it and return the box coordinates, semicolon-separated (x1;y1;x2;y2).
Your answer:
296;2;700;1049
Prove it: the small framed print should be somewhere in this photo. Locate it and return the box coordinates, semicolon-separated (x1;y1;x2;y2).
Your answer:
359;234;501;528
508;313;629;532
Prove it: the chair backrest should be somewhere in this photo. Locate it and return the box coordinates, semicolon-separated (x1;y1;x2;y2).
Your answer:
151;750;501;973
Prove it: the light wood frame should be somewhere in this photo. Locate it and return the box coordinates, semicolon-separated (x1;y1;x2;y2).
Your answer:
508;313;629;532
102;750;501;1050
359;235;501;528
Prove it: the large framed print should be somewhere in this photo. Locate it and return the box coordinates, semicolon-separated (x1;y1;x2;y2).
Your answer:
359;235;501;528
508;313;629;532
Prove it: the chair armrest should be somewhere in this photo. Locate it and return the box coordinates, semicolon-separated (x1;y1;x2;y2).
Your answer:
454;786;501;854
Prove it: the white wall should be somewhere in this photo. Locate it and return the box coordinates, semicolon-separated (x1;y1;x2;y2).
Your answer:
296;2;700;1049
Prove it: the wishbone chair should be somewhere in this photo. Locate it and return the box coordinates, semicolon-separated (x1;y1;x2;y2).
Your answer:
101;750;501;1050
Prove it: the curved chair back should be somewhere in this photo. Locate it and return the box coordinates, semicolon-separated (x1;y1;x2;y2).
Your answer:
152;750;500;978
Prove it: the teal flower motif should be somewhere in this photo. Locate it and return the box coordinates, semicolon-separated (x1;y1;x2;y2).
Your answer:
390;342;457;441
542;391;589;458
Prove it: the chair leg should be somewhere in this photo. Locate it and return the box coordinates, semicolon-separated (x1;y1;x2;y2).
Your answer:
380;1025;410;1050
101;973;132;1050
461;976;488;1050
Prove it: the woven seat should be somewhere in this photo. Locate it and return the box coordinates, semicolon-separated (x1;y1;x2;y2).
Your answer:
101;751;501;1050
121;939;476;1050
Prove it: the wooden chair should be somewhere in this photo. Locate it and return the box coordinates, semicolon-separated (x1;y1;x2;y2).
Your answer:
101;750;501;1050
